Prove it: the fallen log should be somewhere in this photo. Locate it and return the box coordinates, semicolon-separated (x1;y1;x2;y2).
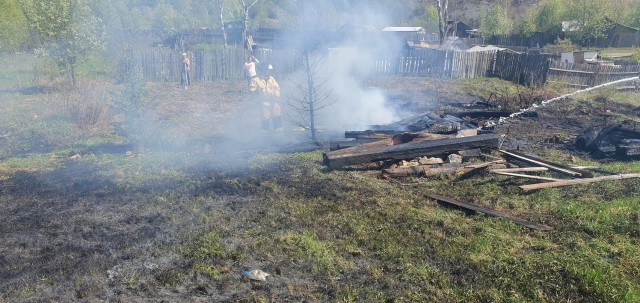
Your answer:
499;149;593;178
519;173;640;192
428;194;553;231
323;134;501;169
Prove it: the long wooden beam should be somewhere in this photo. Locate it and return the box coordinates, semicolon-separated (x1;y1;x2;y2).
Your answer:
520;173;640;192
323;134;501;168
428;194;553;231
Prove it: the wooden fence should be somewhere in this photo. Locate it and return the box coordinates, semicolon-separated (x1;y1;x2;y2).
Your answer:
343;48;497;79
137;48;297;82
492;51;552;86
135;47;639;88
547;61;640;88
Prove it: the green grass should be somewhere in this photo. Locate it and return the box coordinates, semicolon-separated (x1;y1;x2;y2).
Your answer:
181;151;640;302
2;56;640;301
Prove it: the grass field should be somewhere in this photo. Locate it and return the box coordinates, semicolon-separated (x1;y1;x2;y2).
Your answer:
1;53;640;302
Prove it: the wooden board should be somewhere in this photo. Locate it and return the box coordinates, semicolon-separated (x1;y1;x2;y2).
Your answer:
428;194;553;231
519;173;640;192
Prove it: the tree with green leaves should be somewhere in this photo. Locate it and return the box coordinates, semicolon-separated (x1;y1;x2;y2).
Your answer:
20;0;106;85
480;2;513;38
564;0;614;45
535;0;565;36
0;0;29;51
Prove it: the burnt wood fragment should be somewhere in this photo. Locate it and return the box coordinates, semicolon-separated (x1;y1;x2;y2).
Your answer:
428;194;553;231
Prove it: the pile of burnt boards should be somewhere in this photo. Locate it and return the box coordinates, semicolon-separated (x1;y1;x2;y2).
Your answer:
575;125;640;158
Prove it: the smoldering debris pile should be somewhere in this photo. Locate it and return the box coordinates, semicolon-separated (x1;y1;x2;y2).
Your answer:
575;124;640;159
323;111;504;176
321;112;640;195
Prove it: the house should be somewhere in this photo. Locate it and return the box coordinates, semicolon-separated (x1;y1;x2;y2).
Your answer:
447;21;475;38
599;18;640;47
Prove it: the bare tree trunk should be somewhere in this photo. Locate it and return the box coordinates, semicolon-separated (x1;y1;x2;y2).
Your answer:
218;0;228;47
240;0;260;50
299;0;316;141
436;0;449;43
303;47;316;141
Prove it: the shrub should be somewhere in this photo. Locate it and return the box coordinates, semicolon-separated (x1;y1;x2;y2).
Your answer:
56;82;112;131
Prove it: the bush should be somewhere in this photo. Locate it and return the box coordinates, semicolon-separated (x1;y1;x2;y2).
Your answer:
56;82;112;131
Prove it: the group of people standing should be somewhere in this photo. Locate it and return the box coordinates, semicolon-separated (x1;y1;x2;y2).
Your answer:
245;56;283;132
179;52;283;132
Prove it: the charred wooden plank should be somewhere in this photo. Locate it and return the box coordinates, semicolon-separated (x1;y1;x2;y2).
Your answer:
428;194;553;231
323;134;501;169
498;149;593;178
328;138;384;151
344;130;398;139
519;173;640;192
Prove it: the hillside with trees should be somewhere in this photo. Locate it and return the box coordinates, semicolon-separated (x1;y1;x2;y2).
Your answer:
3;0;640;52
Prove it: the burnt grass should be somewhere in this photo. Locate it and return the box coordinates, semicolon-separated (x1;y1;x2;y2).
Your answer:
1;77;640;302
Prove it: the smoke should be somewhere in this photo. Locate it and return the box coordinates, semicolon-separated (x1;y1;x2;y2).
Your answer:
321;47;398;131
282;1;405;136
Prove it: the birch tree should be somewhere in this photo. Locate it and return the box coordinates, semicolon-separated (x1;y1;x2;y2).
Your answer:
436;0;448;43
240;0;261;50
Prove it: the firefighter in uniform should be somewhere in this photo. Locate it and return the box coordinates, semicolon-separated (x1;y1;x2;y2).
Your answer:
264;64;282;132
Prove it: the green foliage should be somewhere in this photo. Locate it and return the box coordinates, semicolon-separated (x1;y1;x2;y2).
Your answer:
633;5;640;28
0;0;29;51
521;0;566;37
564;0;614;44
479;3;513;38
408;4;439;31
20;0;107;85
632;49;640;63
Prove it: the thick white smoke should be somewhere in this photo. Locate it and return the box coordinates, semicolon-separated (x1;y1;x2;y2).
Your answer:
285;1;405;135
321;47;397;131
